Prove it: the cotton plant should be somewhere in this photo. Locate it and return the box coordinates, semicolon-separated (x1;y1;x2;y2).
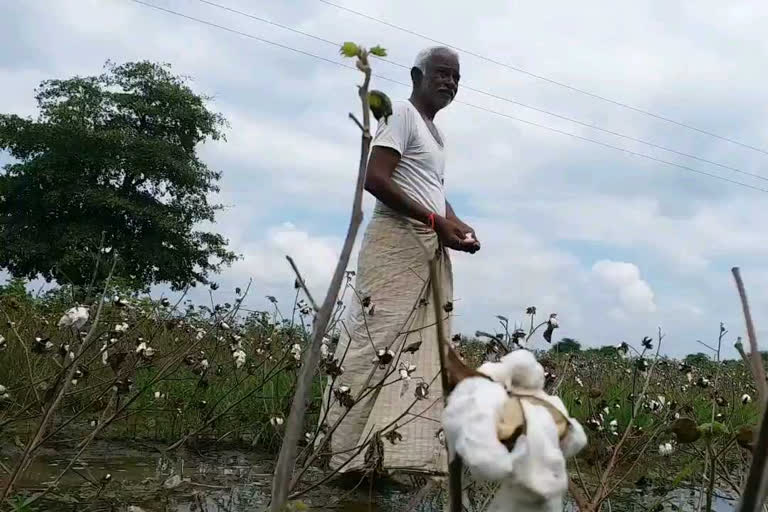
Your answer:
442;349;587;512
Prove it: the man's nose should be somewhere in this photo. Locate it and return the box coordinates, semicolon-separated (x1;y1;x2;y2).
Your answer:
442;77;457;92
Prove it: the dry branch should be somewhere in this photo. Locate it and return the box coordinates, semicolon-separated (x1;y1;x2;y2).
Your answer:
269;46;373;512
732;267;768;512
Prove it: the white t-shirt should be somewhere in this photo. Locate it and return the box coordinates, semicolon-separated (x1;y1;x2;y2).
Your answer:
370;99;447;217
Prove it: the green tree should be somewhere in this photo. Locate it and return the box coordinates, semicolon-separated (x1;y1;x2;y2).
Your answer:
0;276;29;300
551;337;581;353
684;352;711;366
0;61;237;294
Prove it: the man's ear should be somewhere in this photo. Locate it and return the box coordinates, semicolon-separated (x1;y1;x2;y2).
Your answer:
410;67;423;87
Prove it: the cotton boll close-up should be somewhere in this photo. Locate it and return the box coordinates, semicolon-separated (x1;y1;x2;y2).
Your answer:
477;349;545;391
442;376;522;481
446;347;588;512
484;396;588;512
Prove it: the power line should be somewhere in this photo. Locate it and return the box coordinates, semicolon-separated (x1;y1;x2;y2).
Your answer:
130;0;768;194
194;0;768;184
317;0;768;157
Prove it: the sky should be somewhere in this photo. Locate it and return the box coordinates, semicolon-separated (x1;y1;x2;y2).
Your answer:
2;0;768;358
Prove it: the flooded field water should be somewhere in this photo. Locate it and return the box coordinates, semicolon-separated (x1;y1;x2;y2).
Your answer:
2;440;427;511
1;441;740;512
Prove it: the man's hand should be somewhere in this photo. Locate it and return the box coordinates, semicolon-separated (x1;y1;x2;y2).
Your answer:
445;201;480;251
434;215;480;253
455;219;480;248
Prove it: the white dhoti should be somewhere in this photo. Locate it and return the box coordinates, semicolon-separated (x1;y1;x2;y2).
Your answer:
318;204;453;475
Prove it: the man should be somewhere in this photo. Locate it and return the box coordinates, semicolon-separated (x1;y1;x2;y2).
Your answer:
319;46;479;478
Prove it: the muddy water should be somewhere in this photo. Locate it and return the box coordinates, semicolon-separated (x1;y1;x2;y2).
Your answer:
3;441;422;511
2;442;739;512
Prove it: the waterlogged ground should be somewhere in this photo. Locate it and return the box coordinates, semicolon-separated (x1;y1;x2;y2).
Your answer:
1;440;433;511
1;441;739;512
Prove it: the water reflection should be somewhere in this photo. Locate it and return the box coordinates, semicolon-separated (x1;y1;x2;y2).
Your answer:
3;444;739;512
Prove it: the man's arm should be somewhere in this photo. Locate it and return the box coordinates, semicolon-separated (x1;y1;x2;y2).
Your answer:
365;146;478;253
365;146;432;226
446;201;459;223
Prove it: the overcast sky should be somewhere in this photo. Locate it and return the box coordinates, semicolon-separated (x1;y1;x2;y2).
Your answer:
2;0;768;358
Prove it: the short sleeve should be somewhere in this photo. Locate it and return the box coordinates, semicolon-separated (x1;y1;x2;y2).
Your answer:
371;101;412;155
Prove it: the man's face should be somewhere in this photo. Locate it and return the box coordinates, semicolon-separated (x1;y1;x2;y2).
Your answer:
417;50;461;111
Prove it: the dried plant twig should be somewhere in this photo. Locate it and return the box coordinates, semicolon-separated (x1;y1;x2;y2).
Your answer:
269;42;375;512
286;255;319;312
732;267;768;512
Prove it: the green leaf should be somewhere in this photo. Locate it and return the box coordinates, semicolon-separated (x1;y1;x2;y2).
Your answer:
369;45;388;57
339;42;360;58
368;92;382;110
368;90;393;122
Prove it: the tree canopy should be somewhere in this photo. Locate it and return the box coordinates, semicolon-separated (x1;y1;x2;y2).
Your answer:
684;352;712;366
550;337;581;353
0;60;238;293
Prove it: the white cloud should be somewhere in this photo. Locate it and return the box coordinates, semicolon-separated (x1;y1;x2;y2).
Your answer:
226;222;350;304
591;260;656;315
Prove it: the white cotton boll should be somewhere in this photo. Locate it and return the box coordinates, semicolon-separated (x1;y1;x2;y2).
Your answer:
232;349;246;369
742;394;753;404
443;376;522;481
477;361;512;388
114;322;129;333
503;349;546;390
101;344;109;365
508;399;569;506
58;306;89;330
320;343;329;359
291;344;302;361
136;342;148;354
659;442;674;456
560;418;588;459
478;349;545;391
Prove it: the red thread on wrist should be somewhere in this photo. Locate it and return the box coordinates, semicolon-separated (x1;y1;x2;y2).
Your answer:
427;213;436;230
